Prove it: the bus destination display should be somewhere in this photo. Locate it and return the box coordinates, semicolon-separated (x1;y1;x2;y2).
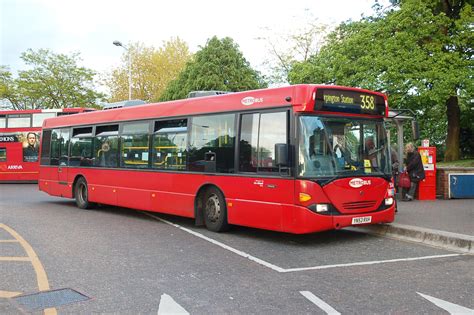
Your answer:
314;89;386;115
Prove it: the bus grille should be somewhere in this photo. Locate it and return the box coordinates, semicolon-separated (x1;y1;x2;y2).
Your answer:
342;200;377;210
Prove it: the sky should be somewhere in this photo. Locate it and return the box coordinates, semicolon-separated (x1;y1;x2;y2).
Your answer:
1;0;388;80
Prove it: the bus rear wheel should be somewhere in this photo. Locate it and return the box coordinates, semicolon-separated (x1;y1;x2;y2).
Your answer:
203;187;229;232
75;177;95;209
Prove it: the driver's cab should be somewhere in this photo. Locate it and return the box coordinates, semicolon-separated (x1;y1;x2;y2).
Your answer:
308;129;335;176
298;116;391;179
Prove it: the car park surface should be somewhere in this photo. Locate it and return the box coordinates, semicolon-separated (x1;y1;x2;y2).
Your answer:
1;184;472;313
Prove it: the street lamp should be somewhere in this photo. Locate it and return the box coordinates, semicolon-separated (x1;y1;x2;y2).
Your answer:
113;40;132;101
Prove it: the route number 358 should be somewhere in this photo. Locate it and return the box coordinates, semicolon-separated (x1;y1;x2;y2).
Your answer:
360;95;375;110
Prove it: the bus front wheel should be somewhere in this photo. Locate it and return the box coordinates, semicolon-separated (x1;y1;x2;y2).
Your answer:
74;177;95;209
203;187;229;232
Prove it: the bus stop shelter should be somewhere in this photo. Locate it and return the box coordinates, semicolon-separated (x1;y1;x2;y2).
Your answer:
386;109;417;174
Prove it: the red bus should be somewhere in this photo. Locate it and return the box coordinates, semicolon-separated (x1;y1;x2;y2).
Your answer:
38;85;396;233
0;108;94;182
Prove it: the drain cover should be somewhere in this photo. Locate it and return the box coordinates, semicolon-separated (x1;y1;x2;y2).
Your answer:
12;288;90;311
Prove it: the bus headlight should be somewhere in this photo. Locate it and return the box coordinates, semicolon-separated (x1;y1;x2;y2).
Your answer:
384;198;394;206
316;204;329;212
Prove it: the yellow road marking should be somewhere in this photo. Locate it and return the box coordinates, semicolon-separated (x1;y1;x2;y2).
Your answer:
0;257;30;261
0;224;57;315
0;290;22;298
44;307;57;315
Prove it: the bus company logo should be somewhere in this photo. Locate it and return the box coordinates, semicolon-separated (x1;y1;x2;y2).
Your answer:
349;178;371;188
7;165;23;170
241;96;263;106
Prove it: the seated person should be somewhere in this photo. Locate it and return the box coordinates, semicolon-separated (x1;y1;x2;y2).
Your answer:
96;141;117;167
364;137;379;168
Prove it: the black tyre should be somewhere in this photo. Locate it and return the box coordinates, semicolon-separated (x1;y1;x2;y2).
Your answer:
74;177;95;209
203;187;229;232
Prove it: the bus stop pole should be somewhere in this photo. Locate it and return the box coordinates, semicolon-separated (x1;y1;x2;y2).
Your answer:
396;120;404;174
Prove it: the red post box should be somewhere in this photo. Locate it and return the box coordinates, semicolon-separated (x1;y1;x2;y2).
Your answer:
418;146;436;200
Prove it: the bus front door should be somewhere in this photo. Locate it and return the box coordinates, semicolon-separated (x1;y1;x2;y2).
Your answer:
226;175;294;232
56;128;70;197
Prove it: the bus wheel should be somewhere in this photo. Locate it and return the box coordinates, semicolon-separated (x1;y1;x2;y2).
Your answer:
75;177;95;209
203;187;229;232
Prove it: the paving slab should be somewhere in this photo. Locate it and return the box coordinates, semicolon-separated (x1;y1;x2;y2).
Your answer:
394;199;473;236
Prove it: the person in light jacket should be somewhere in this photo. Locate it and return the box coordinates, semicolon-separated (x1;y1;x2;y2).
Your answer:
402;143;425;201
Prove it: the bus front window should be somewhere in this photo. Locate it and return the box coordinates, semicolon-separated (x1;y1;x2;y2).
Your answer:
298;116;391;178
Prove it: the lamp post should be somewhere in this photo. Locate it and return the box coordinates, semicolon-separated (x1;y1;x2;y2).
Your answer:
113;40;132;101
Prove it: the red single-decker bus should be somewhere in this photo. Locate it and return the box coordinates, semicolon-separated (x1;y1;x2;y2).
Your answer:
0;108;94;182
38;85;396;233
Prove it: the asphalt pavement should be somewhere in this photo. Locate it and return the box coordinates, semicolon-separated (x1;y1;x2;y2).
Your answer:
1;184;473;313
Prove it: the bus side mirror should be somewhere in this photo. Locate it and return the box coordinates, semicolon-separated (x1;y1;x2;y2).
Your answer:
275;143;288;166
412;120;420;140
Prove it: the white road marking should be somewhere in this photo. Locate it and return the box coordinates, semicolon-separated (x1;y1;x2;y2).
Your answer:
143;213;462;273
417;292;474;314
157;294;189;315
143;213;285;272
300;291;341;315
282;254;462;272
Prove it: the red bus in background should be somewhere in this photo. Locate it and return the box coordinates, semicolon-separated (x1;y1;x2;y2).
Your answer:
38;85;396;234
0;108;95;182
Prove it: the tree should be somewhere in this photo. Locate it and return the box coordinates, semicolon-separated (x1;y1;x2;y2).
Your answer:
0;49;104;109
259;13;329;84
1;66;37;109
0;67;15;108
160;37;266;101
105;38;192;102
289;0;473;161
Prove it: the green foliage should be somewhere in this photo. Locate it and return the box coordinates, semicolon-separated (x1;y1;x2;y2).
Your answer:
0;66;14;104
289;0;473;160
160;37;266;101
105;38;192;102
0;49;104;109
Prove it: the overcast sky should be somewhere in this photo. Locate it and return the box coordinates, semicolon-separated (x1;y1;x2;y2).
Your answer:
1;0;388;77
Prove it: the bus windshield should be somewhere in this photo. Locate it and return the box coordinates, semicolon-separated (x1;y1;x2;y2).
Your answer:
298;115;391;178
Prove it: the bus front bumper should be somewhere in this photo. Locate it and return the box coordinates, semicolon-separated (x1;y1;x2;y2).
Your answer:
286;204;396;234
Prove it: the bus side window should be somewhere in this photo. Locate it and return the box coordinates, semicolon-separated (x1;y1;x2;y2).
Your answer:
258;112;287;172
50;129;61;166
153;119;188;171
239;111;288;173
58;129;70;166
40;130;52;165
121;122;150;169
70;127;93;167
94;136;118;168
0;147;6;162
239;113;259;172
94;125;119;168
188;114;235;173
49;129;69;166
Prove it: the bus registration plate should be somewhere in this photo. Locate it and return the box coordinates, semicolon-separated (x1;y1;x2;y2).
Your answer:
352;216;372;225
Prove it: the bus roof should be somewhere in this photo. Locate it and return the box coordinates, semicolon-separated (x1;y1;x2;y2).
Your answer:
0;108;95;115
42;85;387;129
